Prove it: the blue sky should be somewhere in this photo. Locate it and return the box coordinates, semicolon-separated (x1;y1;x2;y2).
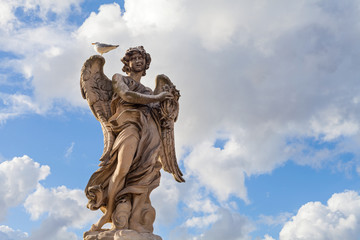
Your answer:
0;0;360;240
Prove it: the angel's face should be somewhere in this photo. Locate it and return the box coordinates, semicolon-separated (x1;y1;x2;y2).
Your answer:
129;53;145;73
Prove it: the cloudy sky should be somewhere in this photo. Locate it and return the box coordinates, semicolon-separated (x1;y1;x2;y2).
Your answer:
1;0;360;239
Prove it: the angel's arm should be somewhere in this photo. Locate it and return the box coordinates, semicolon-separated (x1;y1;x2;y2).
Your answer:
112;74;172;104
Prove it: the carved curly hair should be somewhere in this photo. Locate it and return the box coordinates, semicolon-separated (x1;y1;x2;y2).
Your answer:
121;46;151;76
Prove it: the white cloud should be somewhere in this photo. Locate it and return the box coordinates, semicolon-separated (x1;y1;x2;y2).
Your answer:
0;1;15;28
0;93;43;123
24;185;99;240
279;190;360;240
309;107;359;141
28;220;78;240
185;192;219;215
24;0;83;17
197;209;254;240
1;2;360;239
0;155;98;239
184;134;289;202
258;212;293;226
25;185;92;225
148;172;180;224
169;208;254;240
0;0;91;123
1;0;360;215
0;155;50;220
0;225;28;240
154;176;223;231
262;234;276;240
0;0;83;26
77;3;128;42
123;0;184;34
185;214;220;229
185;140;249;202
65;142;75;158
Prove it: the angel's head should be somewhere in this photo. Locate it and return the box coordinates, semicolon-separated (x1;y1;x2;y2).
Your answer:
121;46;151;76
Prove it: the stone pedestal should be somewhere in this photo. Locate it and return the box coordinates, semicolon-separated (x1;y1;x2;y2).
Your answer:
84;229;162;240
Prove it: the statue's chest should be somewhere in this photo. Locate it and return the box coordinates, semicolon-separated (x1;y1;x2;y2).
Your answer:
126;78;152;95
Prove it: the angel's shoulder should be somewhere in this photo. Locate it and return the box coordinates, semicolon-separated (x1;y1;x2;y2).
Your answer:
112;73;125;82
113;73;130;85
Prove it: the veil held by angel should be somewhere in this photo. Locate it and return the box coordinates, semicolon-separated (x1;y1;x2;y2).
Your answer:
80;46;184;235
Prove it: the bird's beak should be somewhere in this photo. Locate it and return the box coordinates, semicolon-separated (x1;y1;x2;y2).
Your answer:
92;43;95;45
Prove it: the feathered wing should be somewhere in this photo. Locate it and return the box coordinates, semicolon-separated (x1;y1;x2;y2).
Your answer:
154;74;185;183
80;55;114;166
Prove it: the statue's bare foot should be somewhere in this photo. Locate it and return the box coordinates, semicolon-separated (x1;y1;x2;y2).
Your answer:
90;224;100;232
90;212;111;232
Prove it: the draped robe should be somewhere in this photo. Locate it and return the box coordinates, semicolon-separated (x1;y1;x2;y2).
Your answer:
85;76;162;233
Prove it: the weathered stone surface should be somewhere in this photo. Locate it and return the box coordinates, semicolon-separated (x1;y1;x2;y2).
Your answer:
84;229;162;240
80;46;184;239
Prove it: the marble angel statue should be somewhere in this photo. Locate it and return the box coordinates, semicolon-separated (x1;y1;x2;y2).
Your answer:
80;46;184;240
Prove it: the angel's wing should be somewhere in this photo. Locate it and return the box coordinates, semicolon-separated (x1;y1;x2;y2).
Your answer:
80;55;115;166
154;74;185;183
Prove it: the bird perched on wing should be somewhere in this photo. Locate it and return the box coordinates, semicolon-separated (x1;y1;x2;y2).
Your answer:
92;42;119;55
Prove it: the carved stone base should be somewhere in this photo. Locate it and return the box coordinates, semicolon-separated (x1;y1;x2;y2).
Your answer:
84;229;162;240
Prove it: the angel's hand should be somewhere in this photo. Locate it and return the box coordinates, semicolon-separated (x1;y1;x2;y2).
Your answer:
155;92;173;102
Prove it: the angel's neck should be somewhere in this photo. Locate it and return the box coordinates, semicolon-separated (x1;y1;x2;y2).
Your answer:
129;72;143;82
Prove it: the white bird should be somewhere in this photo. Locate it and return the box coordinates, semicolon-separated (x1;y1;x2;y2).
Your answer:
92;42;119;55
